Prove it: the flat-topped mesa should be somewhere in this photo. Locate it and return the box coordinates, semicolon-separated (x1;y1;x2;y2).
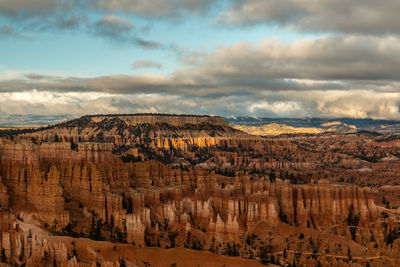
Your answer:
53;114;231;132
89;114;229;127
14;114;267;160
20;113;246;141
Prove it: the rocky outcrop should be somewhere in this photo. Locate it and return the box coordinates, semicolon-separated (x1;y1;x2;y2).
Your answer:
233;123;326;135
0;178;8;208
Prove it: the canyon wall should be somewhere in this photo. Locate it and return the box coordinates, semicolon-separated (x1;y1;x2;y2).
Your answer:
0;138;395;266
0;115;399;266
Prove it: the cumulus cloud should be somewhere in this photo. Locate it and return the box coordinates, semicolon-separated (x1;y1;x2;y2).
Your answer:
132;60;162;69
219;0;400;35
176;36;400;83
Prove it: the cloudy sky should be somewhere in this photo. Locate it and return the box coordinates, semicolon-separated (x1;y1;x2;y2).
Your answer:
1;0;400;124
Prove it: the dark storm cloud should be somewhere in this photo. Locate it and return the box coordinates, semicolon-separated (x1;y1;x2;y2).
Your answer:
90;15;162;48
93;15;134;36
175;36;400;83
219;0;400;35
0;25;29;39
0;0;216;48
2;0;400;36
0;25;15;36
0;0;216;20
0;1;162;49
96;0;216;18
20;14;87;34
0;0;77;18
24;73;58;80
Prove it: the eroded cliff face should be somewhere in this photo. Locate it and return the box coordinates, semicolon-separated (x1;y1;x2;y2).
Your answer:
0;212;76;266
17;115;297;173
20;114;251;151
13;115;400;189
0;115;400;266
0;138;396;266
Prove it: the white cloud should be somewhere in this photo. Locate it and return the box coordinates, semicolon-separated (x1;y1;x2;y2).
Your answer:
0;89;399;120
249;101;301;114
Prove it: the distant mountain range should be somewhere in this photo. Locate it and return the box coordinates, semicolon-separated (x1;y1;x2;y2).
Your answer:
0;115;69;127
227;117;400;134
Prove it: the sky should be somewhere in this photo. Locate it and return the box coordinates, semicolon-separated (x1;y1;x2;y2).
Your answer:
1;0;400;124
